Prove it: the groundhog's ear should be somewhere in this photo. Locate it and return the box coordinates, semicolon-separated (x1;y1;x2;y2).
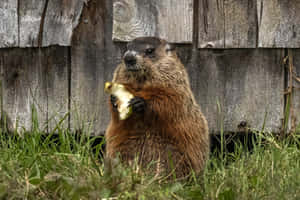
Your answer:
165;43;175;52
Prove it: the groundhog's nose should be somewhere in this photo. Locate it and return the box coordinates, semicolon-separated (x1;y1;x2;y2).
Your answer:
124;50;137;69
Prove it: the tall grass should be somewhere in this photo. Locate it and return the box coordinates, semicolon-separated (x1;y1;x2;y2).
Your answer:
0;113;299;199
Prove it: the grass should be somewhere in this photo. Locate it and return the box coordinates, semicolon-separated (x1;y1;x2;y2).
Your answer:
0;123;299;199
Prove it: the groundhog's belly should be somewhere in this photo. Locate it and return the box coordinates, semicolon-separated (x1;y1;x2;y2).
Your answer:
116;133;191;177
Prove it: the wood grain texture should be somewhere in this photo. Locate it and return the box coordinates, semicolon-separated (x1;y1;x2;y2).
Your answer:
42;0;84;46
43;47;69;131
258;0;300;48
19;0;46;47
71;0;125;135
187;49;284;133
224;0;257;48
0;48;47;131
0;47;68;132
198;0;257;48
71;0;105;135
113;0;193;43
0;0;18;47
198;0;224;48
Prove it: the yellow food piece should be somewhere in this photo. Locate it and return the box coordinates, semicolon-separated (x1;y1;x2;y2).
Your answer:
104;82;134;120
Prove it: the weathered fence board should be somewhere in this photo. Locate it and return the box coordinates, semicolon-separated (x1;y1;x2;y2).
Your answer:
0;0;84;48
258;0;300;48
43;47;69;131
71;0;116;135
0;0;18;48
19;0;46;47
113;0;193;43
198;0;257;48
0;47;68;132
0;49;47;131
42;0;84;46
198;0;224;48
224;0;257;48
187;49;284;133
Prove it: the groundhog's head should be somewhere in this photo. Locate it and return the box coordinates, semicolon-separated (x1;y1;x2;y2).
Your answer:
113;37;189;88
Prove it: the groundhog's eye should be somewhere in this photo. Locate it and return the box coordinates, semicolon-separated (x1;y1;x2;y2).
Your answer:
145;48;155;56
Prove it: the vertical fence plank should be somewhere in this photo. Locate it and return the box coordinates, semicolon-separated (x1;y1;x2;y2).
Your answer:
258;0;300;48
155;0;193;43
187;49;284;133
44;47;69;132
42;0;84;46
224;0;257;48
0;0;18;47
71;0;126;135
0;49;47;131
113;0;193;43
198;0;257;48
198;0;225;48
0;47;69;132
71;0;106;135
19;0;46;47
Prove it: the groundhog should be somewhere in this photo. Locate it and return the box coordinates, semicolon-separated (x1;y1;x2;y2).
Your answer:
105;37;209;178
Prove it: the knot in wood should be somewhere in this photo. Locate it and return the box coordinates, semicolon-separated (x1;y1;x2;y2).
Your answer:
113;0;133;23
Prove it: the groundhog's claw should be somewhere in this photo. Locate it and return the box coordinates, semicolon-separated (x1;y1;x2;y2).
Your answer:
129;97;146;113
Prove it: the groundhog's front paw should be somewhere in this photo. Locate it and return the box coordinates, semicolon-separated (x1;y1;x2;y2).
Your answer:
129;97;146;113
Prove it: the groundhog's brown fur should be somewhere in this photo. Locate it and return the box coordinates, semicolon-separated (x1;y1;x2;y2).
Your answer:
105;37;209;178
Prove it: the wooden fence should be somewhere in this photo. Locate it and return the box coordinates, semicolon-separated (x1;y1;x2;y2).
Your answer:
0;0;299;135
